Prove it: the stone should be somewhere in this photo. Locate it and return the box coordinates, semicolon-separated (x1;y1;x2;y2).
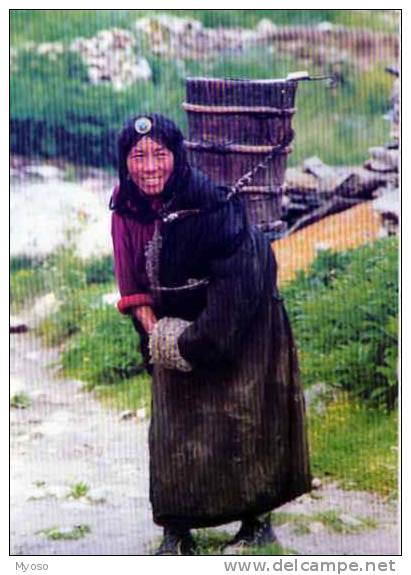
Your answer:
23;165;63;180
120;410;136;421
309;521;327;534
311;477;322;490
256;19;278;36
10;376;27;396
87;487;109;503
26;487;48;501
46;485;72;499
10;316;29;333
339;514;363;529
102;292;119;306
31;292;59;322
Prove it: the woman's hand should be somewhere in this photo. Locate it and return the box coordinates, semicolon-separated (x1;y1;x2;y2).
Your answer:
133;305;158;334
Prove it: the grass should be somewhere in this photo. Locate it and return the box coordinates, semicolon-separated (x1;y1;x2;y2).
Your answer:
10;10;396;168
272;509;378;535
10;10;398;45
308;394;398;499
93;375;152;414
10;392;31;409
10;243;398;500
69;482;89;499
151;529;297;555
37;525;91;541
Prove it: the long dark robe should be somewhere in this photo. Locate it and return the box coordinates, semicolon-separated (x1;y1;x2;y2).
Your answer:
140;170;312;528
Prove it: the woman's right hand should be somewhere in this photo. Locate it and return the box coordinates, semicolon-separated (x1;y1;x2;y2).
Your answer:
133;305;158;334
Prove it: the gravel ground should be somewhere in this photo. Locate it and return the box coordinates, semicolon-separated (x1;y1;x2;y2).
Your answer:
10;332;399;556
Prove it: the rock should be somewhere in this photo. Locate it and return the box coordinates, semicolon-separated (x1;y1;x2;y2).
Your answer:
26;487;48;501
58;526;76;535
29;431;44;440
119;410;136;421
87;487;109;503
304;382;333;412
37;42;64;58
223;544;246;556
31;293;59;322
309;521;327;534
255;19;278;36
311;477;322;490
46;485;72;499
61;498;89;510
316;21;334;33
70;28;152;90
102;292;119;306
339;514;363;529
10;316;29;333
23;165;63;180
314;242;331;253
10;376;27;396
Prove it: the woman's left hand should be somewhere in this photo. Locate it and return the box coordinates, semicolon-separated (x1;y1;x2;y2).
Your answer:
133;305;158;334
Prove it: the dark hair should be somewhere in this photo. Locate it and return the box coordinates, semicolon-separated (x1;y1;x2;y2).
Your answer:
111;113;190;222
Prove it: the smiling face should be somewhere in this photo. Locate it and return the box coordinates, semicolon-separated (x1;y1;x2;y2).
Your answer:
126;137;175;196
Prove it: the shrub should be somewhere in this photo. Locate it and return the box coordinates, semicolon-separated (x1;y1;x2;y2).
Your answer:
60;304;144;385
282;237;398;409
84;255;114;285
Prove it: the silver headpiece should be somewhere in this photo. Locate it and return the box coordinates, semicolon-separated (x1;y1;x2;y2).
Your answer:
134;116;152;135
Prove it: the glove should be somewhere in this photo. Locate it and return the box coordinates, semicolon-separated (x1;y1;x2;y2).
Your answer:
149;317;193;372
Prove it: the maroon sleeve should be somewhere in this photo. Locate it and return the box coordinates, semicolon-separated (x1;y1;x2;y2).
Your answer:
111;211;154;314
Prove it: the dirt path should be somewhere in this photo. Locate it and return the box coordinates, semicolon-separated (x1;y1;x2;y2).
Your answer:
10;333;161;555
10;333;399;556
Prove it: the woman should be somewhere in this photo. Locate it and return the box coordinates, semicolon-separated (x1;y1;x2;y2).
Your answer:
110;113;311;555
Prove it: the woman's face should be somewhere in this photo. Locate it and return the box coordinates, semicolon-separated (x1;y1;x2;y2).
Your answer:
126;137;174;196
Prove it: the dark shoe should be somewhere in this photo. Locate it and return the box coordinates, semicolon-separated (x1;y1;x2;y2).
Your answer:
224;516;277;554
154;531;196;556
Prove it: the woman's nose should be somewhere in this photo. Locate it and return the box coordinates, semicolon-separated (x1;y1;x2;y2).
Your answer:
142;157;160;172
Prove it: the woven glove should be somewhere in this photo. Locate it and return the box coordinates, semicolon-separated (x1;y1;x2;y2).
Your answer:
149;317;193;372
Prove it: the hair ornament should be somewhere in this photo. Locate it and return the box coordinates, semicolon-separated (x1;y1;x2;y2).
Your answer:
134;116;152;135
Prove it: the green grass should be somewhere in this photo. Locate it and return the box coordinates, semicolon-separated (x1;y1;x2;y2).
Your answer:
272;509;378;535
37;524;91;541
282;238;398;409
92;375;151;414
10;9;396;168
10;10;398;45
10;392;31;409
151;529;296;555
10;243;398;500
308;394;398;499
69;482;89;499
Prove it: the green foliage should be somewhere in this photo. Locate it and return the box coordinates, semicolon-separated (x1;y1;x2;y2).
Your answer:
69;482;89;499
10;248;145;388
10;392;31;409
84;255;114;285
10;8;394;168
10;266;47;311
94;376;151;412
10;255;44;273
37;524;91;540
282;237;398;409
10;10;397;45
59;304;144;385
